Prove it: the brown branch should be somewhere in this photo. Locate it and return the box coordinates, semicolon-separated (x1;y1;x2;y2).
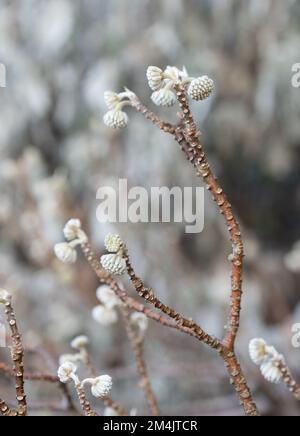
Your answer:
3;297;27;416
74;383;98;416
122;244;221;350
80;240;219;346
277;361;300;401
0;398;17;416
0;362;78;413
121;307;159;416
127;85;259;416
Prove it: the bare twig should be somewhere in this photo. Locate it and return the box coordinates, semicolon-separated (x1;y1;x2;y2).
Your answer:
80;240;219;346
3;296;27;416
121;307;159;416
126;79;259;416
74;383;98;417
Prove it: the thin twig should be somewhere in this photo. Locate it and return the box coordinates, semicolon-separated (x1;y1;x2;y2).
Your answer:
80;240;219;346
127;84;259;416
4;297;27;416
74;383;98;417
121;307;159;416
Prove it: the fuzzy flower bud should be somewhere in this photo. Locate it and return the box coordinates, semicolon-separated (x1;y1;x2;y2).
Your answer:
71;335;89;351
57;362;79;384
260;360;283;384
92;305;118;325
63;219;81;241
130;312;148;336
249;338;269;365
151;88;176;107
96;285;121;309
0;289;11;304
100;254;126;276
54;242;77;264
146;66;164;91
104;91;121;110
82;375;113;398
59;353;83;365
187;76;214;101
103;110;128;129
104;233;123;253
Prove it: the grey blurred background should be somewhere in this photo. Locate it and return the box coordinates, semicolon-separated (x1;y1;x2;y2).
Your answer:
0;0;300;416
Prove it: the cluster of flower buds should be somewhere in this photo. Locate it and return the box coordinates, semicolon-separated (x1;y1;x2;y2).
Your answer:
103;89;134;129
59;335;90;365
146;65;214;106
92;285;122;326
100;233;126;276
54;219;87;264
57;361;112;399
249;338;285;384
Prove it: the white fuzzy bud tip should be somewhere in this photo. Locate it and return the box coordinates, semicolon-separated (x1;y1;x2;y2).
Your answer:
249;338;268;365
63;219;83;242
59;353;83;365
151;88;176;107
0;289;11;304
104;233;123;253
70;335;89;350
57;361;78;384
96;285;121;309
103;110;128;129
187;76;214;101
130;312;148;335
260;360;283;384
104;91;121;110
83;375;113;398
146;66;164;91
100;254;126;276
54;242;77;264
92;305;118;326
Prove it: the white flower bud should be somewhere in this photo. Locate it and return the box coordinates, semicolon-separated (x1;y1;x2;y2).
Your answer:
100;254;126;276
59;353;83;365
54;242;77;264
71;335;89;351
103;110;128;129
96;285;121;309
130;312;148;336
260;360;283;384
146;66;164;91
92;305;118;325
0;289;11;304
104;91;121;110
82;375;113;398
151;88;176;107
57;361;79;384
104;233;123;253
63;219;82;241
187;76;214;101
249;338;268;365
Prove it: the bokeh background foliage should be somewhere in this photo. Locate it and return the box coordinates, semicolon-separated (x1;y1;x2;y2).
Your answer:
0;0;300;415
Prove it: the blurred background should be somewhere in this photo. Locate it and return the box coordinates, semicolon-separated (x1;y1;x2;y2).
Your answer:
0;0;300;416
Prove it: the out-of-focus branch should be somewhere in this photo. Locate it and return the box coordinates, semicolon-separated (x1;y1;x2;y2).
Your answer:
121;307;159;416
